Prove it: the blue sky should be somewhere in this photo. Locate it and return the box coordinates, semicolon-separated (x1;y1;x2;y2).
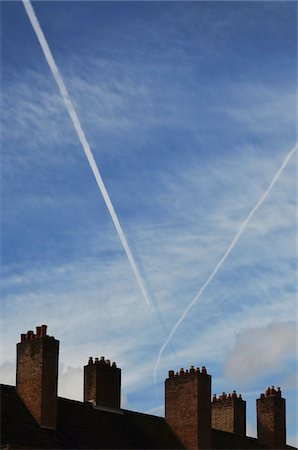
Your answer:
1;0;297;445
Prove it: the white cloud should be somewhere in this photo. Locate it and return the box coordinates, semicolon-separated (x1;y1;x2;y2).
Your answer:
59;365;83;401
145;404;164;417
288;435;298;448
224;322;296;384
246;421;257;439
0;361;15;386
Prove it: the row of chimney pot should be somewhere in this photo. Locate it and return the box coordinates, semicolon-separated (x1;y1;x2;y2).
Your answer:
18;329;282;401
15;324;288;450
20;325;48;341
212;391;242;402
88;356;117;367
260;386;281;398
168;365;208;377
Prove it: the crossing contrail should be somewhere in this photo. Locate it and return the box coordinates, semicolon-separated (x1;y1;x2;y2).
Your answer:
154;143;297;381
22;0;151;307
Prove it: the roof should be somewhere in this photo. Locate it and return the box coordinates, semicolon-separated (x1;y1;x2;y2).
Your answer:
1;384;60;449
211;429;264;449
1;385;296;450
211;429;297;450
1;384;185;449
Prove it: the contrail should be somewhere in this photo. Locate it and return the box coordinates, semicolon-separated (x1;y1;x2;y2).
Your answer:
154;144;297;380
22;0;151;307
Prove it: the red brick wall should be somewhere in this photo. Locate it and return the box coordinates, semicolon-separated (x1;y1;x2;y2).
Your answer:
257;387;286;449
16;325;59;429
212;391;246;435
84;356;121;409
165;366;211;450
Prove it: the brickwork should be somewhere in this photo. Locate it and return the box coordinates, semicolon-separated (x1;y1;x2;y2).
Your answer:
257;386;286;449
16;325;59;429
165;366;211;450
212;391;246;435
84;356;121;409
11;325;292;449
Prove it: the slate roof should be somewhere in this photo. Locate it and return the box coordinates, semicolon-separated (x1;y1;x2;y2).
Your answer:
1;384;296;450
211;429;264;449
1;384;185;449
211;429;297;450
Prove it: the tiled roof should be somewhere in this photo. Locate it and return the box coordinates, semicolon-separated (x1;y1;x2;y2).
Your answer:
1;384;185;449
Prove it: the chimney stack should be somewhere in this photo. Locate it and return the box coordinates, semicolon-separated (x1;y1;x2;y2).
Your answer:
212;390;246;435
16;325;59;429
84;356;121;409
165;365;211;450
257;386;286;449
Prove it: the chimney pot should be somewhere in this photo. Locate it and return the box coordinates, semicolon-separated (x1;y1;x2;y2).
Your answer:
270;386;276;395
265;387;270;397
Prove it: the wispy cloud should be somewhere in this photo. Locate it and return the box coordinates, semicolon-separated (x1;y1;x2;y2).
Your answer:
23;0;152;308
154;144;297;380
1;1;296;437
1;144;296;404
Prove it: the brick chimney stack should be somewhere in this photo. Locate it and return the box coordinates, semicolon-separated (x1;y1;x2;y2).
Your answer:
257;386;286;449
165;365;211;450
84;356;121;409
16;325;59;429
211;390;246;435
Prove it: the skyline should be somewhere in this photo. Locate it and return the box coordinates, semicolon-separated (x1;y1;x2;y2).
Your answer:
1;1;297;446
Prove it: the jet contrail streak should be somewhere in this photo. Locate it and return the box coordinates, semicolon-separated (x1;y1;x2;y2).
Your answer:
22;0;151;307
154;143;297;380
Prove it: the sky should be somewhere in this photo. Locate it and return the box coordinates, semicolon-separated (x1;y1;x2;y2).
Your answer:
1;0;297;445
